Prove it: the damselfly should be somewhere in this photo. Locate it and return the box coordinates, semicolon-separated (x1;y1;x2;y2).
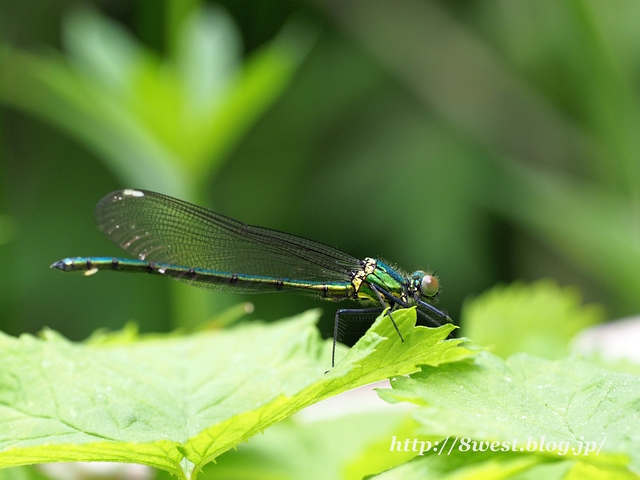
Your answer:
52;189;451;365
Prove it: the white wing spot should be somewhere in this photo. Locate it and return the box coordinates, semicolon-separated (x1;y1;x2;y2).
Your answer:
122;189;145;198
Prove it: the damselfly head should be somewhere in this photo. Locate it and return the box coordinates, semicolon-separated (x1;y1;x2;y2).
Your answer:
411;270;439;298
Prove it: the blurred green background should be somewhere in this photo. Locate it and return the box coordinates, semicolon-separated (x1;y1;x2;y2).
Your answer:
2;0;640;340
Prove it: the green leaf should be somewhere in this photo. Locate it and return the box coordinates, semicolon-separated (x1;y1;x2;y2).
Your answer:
0;465;53;480
462;280;604;359
0;308;472;479
205;412;420;480
369;450;567;480
371;448;640;479
379;352;640;476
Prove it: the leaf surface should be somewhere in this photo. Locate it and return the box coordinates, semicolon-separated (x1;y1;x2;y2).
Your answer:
0;308;471;479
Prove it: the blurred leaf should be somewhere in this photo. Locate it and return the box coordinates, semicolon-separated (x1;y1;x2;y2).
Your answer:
206;413;419;480
37;462;153;480
0;214;16;246
1;24;188;197
369;450;563;480
0;308;471;479
344;415;421;480
566;0;640;199
175;6;241;118
488;159;640;313
84;321;145;346
197;302;255;330
462;280;604;359
313;0;587;170
564;461;640;480
166;0;204;57
379;352;639;476
0;465;53;480
0;5;314;198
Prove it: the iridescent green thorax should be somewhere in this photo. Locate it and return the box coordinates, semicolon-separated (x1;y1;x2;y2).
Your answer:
355;258;408;304
350;258;440;308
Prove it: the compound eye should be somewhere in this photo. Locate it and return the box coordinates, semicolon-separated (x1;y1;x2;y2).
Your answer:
420;274;439;297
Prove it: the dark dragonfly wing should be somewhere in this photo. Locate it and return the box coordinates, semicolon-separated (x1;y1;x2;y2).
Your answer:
95;189;363;292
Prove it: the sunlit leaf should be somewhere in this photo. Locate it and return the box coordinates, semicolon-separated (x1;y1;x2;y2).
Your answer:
0;308;471;479
463;280;604;359
379;352;640;477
